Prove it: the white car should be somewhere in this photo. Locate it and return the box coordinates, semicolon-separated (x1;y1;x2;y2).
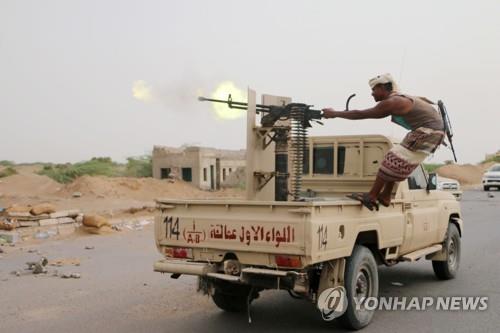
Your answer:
482;164;500;191
437;176;462;200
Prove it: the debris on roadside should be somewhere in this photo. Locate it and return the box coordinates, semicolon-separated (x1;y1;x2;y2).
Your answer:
0;220;16;231
30;203;56;216
123;219;152;231
26;257;49;274
84;245;95;250
2;204;82;230
487;192;495;198
0;230;20;244
61;272;81;279
111;225;122;231
72;191;82;198
123;205;156;215
81;214;112;234
49;258;81;267
34;230;57;240
82;215;109;228
5;204;32;214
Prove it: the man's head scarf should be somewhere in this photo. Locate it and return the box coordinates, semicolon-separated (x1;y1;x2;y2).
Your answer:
368;73;399;92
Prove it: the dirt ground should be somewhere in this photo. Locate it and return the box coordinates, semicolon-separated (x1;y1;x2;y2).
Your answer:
0;165;244;217
436;162;494;186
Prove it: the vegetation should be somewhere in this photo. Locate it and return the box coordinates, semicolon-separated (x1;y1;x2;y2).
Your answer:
37;155;153;183
0;160;15;167
423;163;444;173
124;155;152;178
0;166;17;178
481;155;500;164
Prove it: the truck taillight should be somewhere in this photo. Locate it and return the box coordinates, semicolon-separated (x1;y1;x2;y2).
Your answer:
165;247;193;259
275;255;301;268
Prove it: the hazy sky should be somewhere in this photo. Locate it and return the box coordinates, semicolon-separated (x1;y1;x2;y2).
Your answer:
1;0;498;164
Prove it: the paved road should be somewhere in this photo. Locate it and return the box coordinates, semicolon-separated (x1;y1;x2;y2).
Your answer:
1;190;499;333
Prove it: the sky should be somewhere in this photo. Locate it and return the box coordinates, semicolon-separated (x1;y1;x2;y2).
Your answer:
1;0;499;164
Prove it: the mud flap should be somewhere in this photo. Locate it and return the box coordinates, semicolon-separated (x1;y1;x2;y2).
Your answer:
317;258;346;300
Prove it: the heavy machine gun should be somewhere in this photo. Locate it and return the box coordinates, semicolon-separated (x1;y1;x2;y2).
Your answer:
198;95;324;128
199;94;327;201
198;93;356;202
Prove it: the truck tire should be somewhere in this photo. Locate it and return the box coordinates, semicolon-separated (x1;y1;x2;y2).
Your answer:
211;281;255;312
484;186;489;191
338;245;379;330
432;223;460;280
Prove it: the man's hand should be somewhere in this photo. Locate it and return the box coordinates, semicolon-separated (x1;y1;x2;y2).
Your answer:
322;108;337;119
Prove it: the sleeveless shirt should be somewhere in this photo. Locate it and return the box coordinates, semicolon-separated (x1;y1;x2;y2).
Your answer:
391;94;444;131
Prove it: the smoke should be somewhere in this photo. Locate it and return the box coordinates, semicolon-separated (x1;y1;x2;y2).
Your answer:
210;81;246;120
131;77;247;121
132;80;153;102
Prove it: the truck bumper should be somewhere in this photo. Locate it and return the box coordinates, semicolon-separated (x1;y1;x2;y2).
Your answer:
154;258;309;293
153;259;216;276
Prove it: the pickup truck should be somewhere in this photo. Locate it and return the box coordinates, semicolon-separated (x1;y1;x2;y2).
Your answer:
436;175;463;200
153;134;463;330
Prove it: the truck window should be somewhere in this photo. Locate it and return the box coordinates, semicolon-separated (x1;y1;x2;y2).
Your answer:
313;146;334;174
408;166;427;190
338;146;346;175
303;146;345;175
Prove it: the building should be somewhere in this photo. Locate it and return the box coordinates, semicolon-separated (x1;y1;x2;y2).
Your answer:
152;145;245;190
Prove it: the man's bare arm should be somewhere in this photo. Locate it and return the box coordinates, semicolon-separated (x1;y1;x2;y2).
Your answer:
322;97;411;119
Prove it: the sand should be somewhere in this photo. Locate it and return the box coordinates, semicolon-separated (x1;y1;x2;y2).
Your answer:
0;165;244;216
436;162;493;185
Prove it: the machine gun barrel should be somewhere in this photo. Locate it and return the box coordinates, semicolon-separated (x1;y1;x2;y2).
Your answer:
198;95;272;113
198;95;323;116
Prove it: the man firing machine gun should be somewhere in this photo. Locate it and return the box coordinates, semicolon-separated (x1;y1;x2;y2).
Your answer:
200;73;456;211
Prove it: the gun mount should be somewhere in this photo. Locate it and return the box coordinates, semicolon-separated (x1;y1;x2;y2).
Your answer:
199;93;325;202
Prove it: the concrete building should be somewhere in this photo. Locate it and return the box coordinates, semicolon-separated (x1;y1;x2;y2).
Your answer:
152;145;245;190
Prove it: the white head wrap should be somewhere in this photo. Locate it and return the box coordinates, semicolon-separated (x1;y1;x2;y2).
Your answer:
368;73;399;92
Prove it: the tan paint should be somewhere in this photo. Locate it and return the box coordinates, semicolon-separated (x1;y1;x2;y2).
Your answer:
153;90;462;297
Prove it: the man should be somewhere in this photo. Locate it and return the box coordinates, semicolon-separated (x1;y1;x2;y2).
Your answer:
322;73;444;211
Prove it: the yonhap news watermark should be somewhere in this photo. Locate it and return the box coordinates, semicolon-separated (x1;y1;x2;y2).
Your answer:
317;287;489;321
352;296;489;311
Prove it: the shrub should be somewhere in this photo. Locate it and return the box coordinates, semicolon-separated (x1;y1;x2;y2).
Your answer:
124;155;152;178
0;167;17;178
423;163;444;173
38;157;121;183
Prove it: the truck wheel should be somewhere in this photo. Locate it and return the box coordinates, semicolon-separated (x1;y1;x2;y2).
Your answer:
483;186;489;191
211;281;255;312
432;223;460;280
338;245;379;330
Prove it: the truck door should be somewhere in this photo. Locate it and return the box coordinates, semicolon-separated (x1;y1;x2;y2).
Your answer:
404;165;440;251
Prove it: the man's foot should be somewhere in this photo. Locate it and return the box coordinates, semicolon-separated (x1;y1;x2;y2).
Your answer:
346;193;379;211
377;195;391;207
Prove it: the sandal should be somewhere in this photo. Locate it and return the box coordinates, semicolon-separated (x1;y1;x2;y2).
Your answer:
346;193;379;211
377;195;390;207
